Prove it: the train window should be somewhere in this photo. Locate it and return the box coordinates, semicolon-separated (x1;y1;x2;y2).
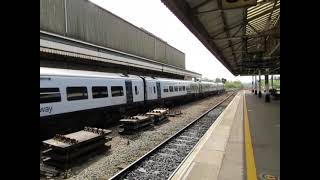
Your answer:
163;86;169;93
111;86;124;97
67;87;88;101
169;86;173;92
174;86;178;92
135;86;138;95
154;86;156;94
40;88;61;104
179;86;182;91
191;85;197;91
92;86;108;99
183;86;185;91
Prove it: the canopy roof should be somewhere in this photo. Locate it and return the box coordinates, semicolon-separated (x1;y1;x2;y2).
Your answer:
162;0;280;75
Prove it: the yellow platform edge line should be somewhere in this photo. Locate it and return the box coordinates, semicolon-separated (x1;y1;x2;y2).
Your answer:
244;93;257;180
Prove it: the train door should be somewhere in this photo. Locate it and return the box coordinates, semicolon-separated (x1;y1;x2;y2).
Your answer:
156;81;161;99
125;80;133;104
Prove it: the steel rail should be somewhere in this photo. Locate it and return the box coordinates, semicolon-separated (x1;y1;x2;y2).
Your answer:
108;91;237;180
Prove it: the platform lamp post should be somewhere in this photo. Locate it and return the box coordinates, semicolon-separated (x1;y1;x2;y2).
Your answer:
265;69;270;102
258;69;262;98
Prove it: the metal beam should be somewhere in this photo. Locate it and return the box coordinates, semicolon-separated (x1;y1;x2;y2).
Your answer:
273;13;280;27
192;0;214;10
213;32;278;41
254;0;277;7
220;40;243;51
247;5;280;22
196;0;259;15
251;17;270;28
211;21;246;38
268;42;280;56
269;66;280;73
248;3;274;17
241;7;247;73
268;0;278;19
192;0;213;10
247;23;260;34
250;0;276;9
248;66;279;74
241;59;279;64
231;24;244;37
240;57;279;62
220;10;239;66
241;64;279;69
234;43;245;52
240;64;279;69
264;0;278;30
196;8;221;15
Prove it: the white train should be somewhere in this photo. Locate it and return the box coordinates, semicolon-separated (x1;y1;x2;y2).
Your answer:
40;67;224;139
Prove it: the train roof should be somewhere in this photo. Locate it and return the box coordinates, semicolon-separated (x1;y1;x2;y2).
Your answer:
200;81;215;84
153;77;191;83
40;68;223;84
40;67;141;80
40;67;190;82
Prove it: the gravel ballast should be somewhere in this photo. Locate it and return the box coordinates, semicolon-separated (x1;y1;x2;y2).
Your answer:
63;92;235;180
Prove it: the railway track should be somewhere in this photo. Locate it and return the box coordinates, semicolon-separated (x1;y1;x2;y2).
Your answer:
108;91;236;180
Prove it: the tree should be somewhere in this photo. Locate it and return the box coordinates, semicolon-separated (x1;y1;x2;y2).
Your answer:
221;78;226;84
224;80;244;89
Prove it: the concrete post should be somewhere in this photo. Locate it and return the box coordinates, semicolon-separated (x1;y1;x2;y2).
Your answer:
258;70;262;98
265;69;270;102
254;75;257;95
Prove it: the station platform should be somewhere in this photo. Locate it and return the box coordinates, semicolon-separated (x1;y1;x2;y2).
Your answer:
170;90;280;180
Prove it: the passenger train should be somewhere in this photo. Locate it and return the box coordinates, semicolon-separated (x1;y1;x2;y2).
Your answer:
40;67;224;140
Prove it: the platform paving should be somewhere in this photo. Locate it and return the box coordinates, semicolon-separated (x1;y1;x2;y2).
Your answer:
170;90;280;180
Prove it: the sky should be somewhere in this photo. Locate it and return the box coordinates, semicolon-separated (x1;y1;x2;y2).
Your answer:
90;0;254;83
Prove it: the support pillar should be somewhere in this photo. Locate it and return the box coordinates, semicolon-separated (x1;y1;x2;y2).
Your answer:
258;70;262;98
254;74;257;95
265;69;270;102
271;75;274;89
252;75;254;93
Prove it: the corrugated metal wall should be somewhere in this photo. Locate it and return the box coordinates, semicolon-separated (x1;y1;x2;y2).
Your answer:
155;39;166;64
40;0;66;35
40;0;185;69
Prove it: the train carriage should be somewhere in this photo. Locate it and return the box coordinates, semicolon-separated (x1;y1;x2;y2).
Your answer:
40;67;224;140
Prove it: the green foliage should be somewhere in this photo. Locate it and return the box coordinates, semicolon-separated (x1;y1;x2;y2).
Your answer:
224;80;243;89
259;79;280;90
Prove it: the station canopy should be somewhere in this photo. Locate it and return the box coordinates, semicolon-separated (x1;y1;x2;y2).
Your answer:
162;0;280;75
